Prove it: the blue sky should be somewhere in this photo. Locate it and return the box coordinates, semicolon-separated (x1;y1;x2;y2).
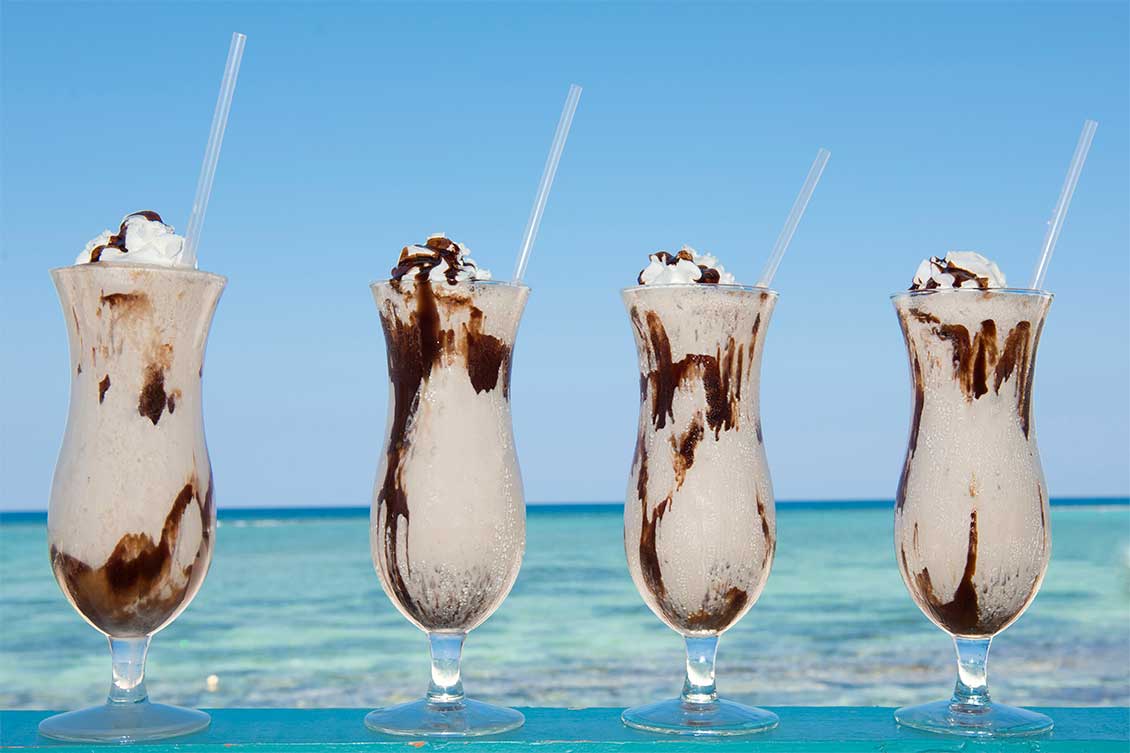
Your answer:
2;2;1127;510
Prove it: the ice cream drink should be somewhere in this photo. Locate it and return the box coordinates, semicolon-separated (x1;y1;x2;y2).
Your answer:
51;212;223;637
42;211;223;742
366;235;527;737
895;251;1051;636
624;248;776;634
620;246;779;736
892;250;1054;737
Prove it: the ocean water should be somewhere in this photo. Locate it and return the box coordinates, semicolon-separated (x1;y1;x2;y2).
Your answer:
1;501;1127;710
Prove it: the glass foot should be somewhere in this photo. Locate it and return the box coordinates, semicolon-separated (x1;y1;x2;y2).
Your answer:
38;701;210;743
622;698;779;736
365;698;524;737
895;700;1053;737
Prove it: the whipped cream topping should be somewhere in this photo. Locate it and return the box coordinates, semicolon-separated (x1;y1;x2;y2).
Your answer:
75;211;189;267
638;246;736;286
911;251;1007;291
390;235;492;285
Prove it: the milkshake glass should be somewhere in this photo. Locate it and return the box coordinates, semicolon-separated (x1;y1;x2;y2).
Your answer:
367;277;528;737
892;287;1054;737
621;283;779;736
42;262;225;742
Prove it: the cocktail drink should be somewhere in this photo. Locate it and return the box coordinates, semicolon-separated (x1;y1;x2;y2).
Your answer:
41;213;225;742
892;252;1054;737
366;236;527;737
621;248;779;736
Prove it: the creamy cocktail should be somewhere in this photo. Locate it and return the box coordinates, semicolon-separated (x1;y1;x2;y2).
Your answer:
367;236;527;737
892;251;1054;737
42;212;224;743
621;247;779;736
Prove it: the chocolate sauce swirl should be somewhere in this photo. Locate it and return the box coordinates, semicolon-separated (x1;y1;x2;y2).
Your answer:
87;211;165;263
390;236;488;286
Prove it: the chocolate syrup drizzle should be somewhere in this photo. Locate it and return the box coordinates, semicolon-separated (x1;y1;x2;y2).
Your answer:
51;478;212;636
637;310;746;438
99;291;150;313
896;309;1043;514
684;587;749;631
95;290;179;426
376;279;514;629
87;211;164;263
628;299;772;632
390;236;483;286
670;414;704;490
138;366;168;425
924;316;1037;432
911;257;995;291
899;510;1010;636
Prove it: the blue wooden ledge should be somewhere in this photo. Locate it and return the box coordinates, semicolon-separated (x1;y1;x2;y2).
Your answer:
1;708;1127;751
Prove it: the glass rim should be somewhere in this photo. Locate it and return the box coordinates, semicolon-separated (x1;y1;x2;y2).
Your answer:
622;282;779;297
50;262;226;284
369;278;531;291
890;287;1053;301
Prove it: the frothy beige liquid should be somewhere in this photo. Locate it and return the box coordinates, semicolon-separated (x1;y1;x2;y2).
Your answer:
48;264;224;638
893;289;1052;638
371;280;527;633
623;285;777;636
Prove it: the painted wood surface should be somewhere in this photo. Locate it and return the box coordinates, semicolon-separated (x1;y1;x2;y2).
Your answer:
2;707;1127;752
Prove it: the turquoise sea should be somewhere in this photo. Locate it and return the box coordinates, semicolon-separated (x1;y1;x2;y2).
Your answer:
1;501;1127;711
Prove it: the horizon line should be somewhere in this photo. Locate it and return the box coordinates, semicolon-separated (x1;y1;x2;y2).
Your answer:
1;496;1127;521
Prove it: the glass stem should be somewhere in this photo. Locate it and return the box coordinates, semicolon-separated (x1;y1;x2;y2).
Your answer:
107;636;151;705
681;634;719;705
951;636;992;709
426;632;466;707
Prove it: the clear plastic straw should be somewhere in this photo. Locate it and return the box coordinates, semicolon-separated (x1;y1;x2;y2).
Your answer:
182;32;247;267
512;83;582;282
1029;119;1098;290
756;147;831;288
